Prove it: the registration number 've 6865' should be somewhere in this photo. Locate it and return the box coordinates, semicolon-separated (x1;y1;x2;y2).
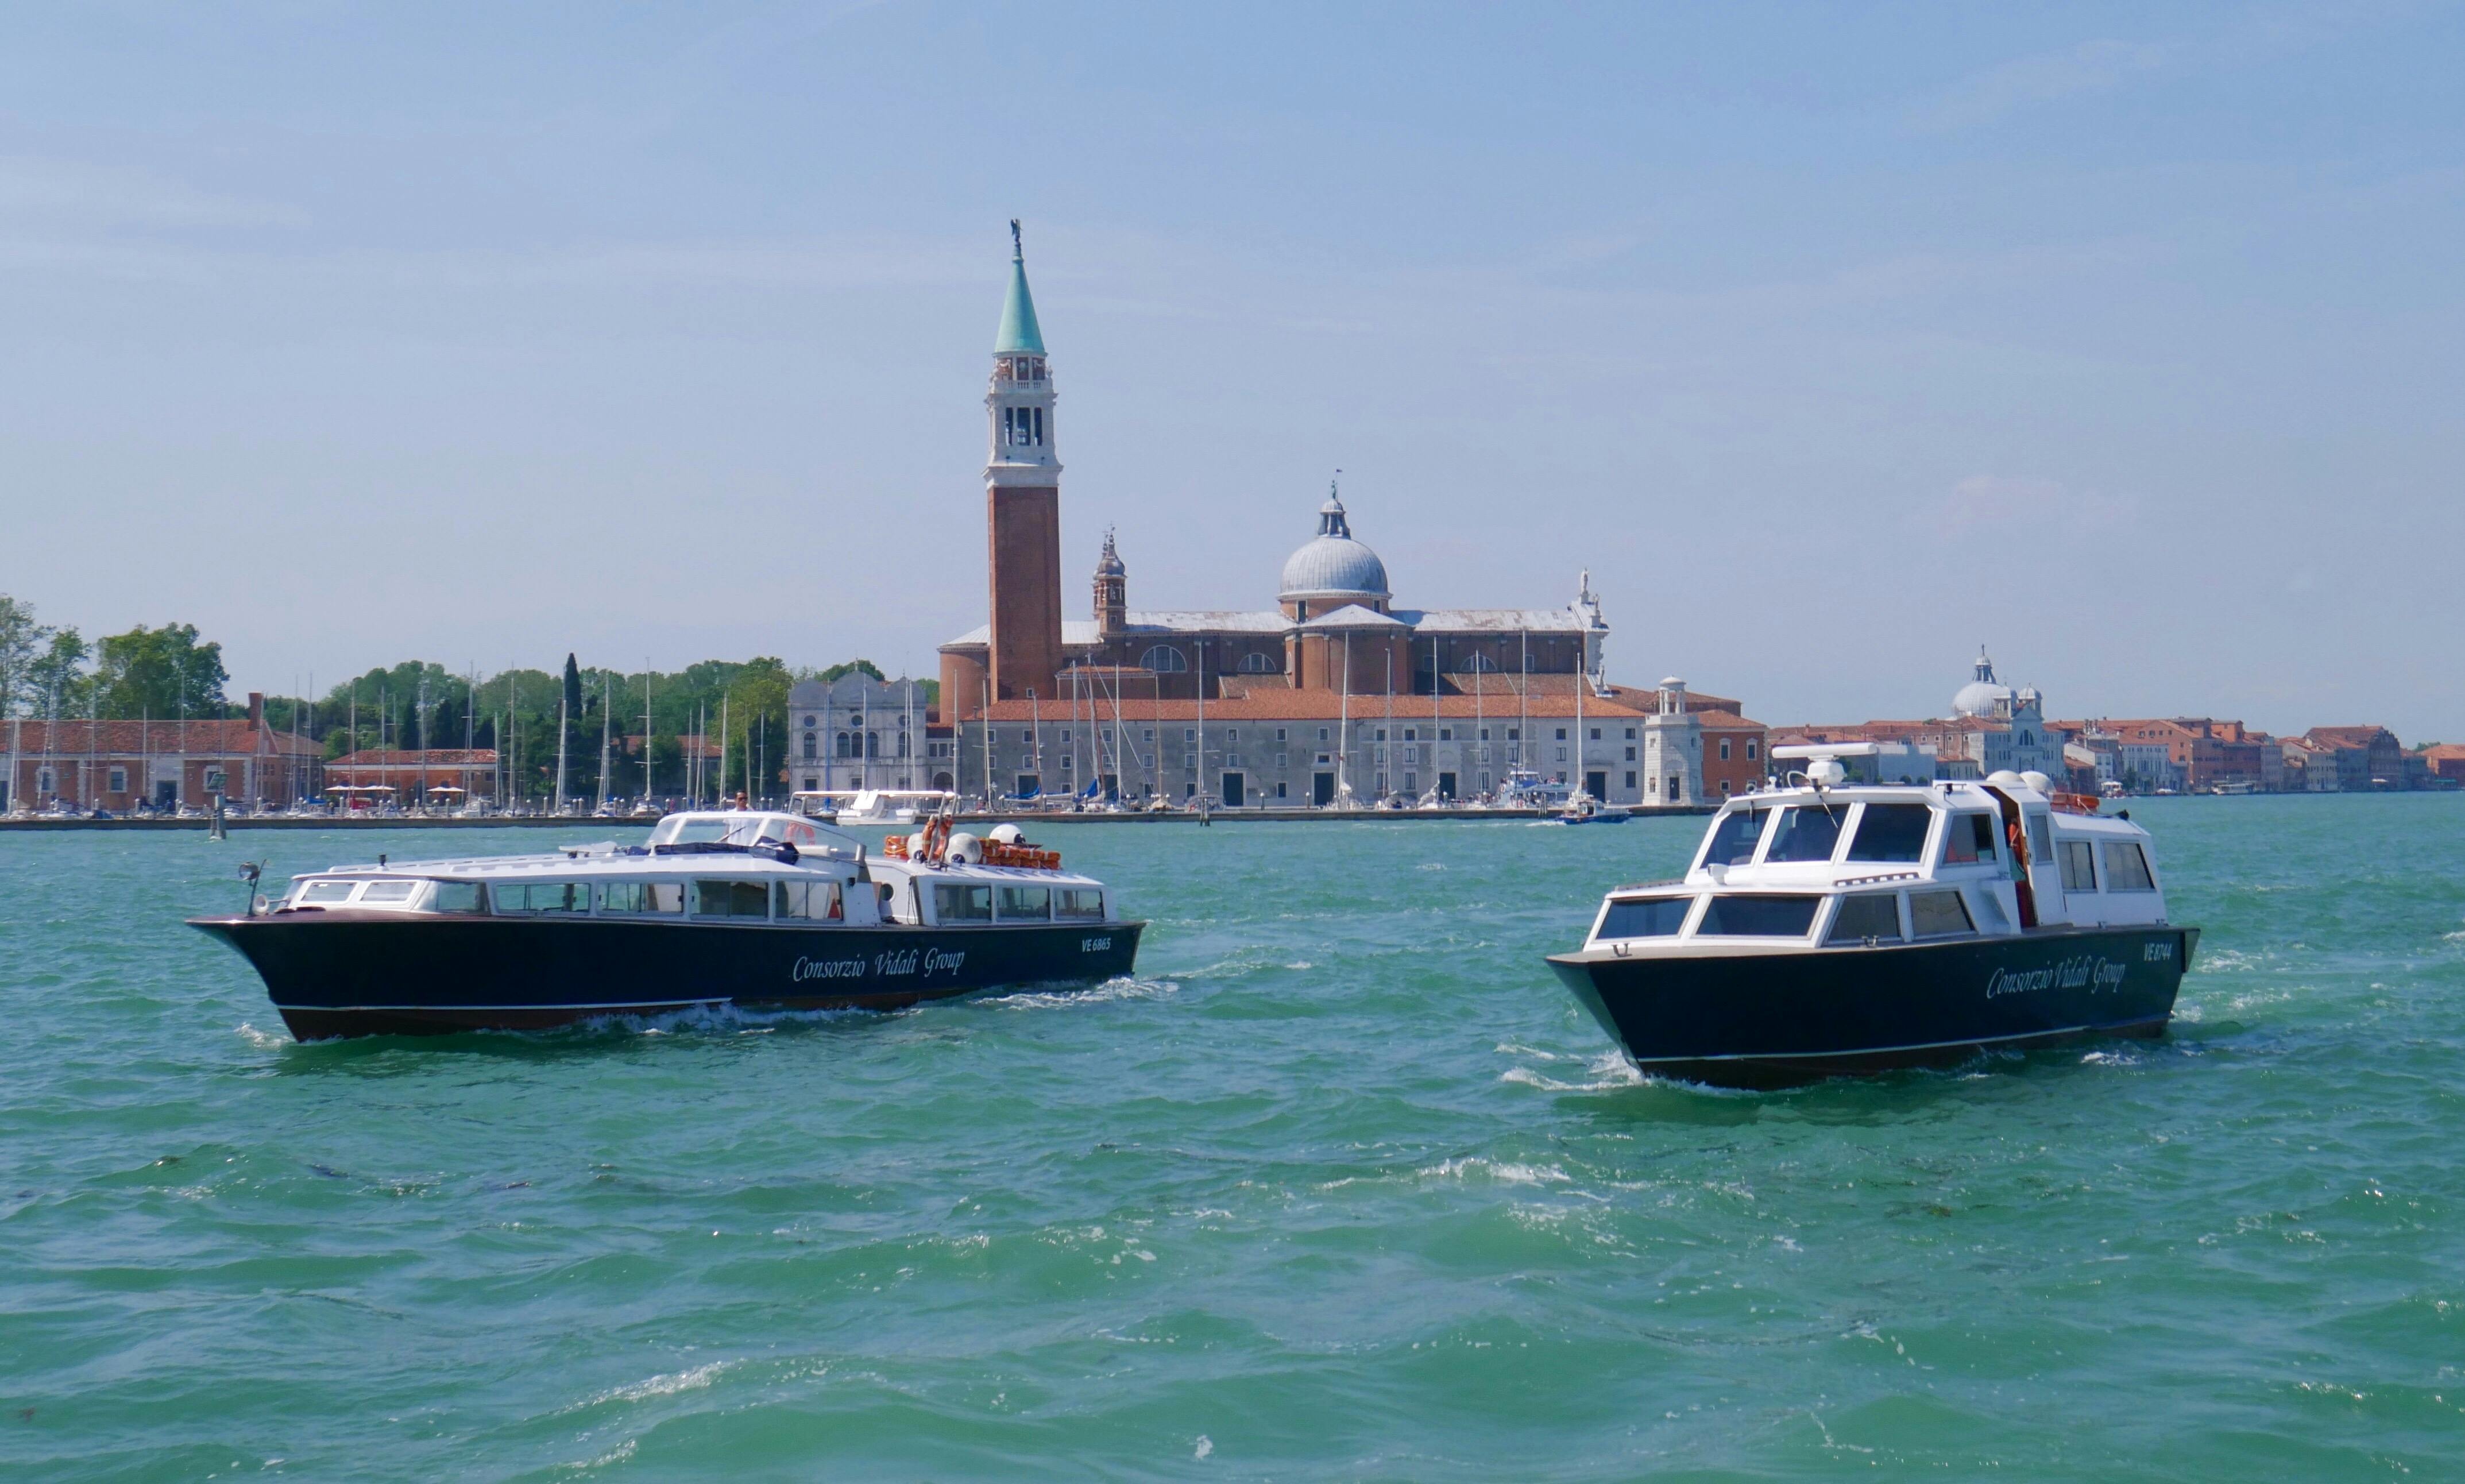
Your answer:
2144;941;2174;962
1081;936;1112;953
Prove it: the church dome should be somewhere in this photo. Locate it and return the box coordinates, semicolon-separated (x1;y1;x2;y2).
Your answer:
1952;647;2014;718
1279;489;1389;602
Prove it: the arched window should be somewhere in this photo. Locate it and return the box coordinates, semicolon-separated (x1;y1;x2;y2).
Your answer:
802;735;817;760
834;732;852;758
1465;653;1500;674
1143;646;1188;673
1238;651;1276;674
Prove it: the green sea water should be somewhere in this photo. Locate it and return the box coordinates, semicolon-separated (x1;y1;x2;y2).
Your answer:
2;795;2462;1481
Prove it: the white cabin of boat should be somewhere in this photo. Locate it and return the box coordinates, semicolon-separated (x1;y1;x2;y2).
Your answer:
266;809;1115;930
1582;756;2170;957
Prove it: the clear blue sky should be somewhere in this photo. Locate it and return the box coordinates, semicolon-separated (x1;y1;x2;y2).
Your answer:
5;3;2459;737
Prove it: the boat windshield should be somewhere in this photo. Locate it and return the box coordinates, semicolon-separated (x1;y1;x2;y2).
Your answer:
1701;806;1770;867
1766;806;1848;864
648;814;763;847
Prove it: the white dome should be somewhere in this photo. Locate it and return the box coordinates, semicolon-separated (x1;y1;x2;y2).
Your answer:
1953;679;2014;718
1952;647;2013;718
1278;492;1389;602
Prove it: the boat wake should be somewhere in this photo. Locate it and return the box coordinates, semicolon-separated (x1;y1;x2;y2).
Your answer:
979;975;1179;1011
1496;1046;1648;1093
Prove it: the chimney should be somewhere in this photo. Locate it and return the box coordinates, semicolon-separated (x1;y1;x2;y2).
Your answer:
247;692;265;729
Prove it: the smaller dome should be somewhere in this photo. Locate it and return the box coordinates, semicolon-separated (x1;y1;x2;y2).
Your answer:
1094;527;1125;578
1278;488;1389;602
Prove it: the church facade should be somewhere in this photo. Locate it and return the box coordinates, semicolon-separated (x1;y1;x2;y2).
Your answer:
934;229;1761;807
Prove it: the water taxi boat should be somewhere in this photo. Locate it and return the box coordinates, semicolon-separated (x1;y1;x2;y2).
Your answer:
1544;747;2198;1087
191;809;1142;1040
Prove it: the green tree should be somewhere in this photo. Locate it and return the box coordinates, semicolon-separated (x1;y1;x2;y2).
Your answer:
818;658;886;683
94;623;229;720
0;595;53;718
27;629;92;719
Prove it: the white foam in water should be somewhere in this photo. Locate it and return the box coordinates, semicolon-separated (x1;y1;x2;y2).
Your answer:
573;1361;730;1410
983;976;1178;1011
1498;1051;1648;1092
233;1022;291;1049
1418;1156;1571;1186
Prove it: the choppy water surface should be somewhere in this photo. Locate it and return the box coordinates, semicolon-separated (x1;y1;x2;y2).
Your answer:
3;796;2462;1480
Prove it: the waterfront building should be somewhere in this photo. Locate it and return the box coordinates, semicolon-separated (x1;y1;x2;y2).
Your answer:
2418;744;2465;783
786;675;951;794
2302;726;2406;791
1;693;319;812
327;749;499;803
929;227;1759;806
1772;651;2065;787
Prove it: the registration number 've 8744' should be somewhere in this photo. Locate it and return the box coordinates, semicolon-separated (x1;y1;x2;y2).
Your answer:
2144;941;2174;963
1081;936;1112;953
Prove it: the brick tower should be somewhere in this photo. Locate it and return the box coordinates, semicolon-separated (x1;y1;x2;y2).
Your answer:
984;220;1065;708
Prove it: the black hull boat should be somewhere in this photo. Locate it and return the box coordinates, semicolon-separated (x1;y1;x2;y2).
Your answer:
1543;748;2201;1089
192;809;1144;1041
196;914;1144;1039
1548;923;2196;1089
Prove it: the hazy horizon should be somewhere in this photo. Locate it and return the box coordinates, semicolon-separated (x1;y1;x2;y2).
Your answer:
6;5;2459;739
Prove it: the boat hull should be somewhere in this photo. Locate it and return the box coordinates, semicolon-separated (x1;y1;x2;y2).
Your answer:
1546;924;2197;1089
191;914;1146;1040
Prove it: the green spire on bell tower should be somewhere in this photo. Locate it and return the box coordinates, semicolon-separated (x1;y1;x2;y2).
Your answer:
995;218;1046;355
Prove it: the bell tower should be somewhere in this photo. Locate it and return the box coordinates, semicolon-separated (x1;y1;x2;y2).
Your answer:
1094;526;1127;636
984;220;1065;709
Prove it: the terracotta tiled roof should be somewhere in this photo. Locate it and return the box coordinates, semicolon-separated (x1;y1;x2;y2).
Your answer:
0;719;318;756
2306;726;2393;747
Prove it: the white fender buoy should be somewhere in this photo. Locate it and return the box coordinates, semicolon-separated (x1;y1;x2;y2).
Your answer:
906;832;928;858
987;822;1025;844
946;832;984;864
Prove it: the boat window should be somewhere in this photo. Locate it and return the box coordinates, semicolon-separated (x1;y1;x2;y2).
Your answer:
2102;841;2155;891
358;881;418;903
1766;806;1848;864
773;880;844;921
1939;813;1998;865
2025;813;2054;867
2058;840;2097;892
756;818;820;847
298;880;358;905
1845;803;1931;863
694;880;770;919
998;885;1052;921
430;881;487;914
934;883;993;922
1908;889;1975;938
1054;887;1105;920
494;882;588;914
601;882;685;915
1826;892;1903;945
656;816;754;846
1598;896;1690;939
1696;895;1821;937
1700;807;1770;867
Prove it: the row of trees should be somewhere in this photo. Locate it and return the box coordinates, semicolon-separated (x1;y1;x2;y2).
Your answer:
1;592;933;803
0;597;231;724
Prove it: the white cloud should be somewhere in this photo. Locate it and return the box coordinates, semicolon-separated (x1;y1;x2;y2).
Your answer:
0;155;308;231
1942;474;2138;531
1914;40;2169;132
